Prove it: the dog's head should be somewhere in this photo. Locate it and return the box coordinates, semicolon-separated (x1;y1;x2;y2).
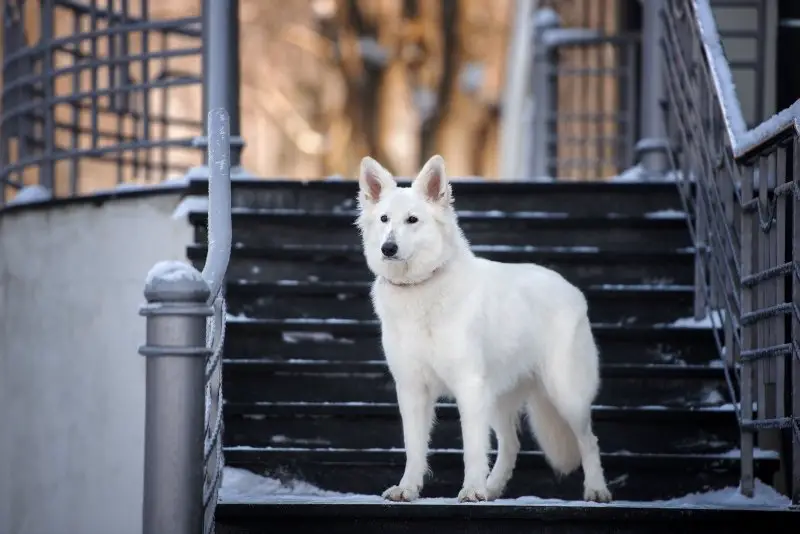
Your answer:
355;155;459;284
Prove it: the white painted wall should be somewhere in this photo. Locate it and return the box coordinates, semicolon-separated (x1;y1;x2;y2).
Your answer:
0;192;194;534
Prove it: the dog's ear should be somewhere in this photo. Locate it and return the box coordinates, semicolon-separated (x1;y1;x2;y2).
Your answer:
358;156;396;207
413;154;451;206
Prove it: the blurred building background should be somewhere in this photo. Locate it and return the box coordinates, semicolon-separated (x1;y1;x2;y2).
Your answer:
0;0;640;195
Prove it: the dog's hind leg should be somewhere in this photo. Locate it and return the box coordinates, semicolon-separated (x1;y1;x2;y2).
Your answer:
382;379;436;502
486;393;522;500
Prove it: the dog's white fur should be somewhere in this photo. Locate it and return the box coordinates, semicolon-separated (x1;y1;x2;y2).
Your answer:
355;155;612;503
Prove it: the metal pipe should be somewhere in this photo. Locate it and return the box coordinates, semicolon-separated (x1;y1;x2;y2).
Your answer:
201;108;232;303
140;264;213;534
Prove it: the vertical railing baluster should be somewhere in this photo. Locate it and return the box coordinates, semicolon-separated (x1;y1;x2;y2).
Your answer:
530;9;560;180
740;163;756;497
721;161;735;367
774;147;787;479
757;155;778;455
199;0;245;173
792;136;800;505
636;0;669;178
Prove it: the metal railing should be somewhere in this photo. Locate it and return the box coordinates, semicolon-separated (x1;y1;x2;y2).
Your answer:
2;0;241;530
662;0;800;504
139;108;230;534
531;8;640;180
0;0;222;205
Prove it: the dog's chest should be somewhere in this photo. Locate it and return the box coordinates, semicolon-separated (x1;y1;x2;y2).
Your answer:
373;280;472;370
374;281;451;333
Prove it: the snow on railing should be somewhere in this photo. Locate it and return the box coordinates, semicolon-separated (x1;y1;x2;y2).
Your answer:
693;0;800;157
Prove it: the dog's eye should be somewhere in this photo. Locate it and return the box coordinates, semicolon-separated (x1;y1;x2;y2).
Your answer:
380;214;389;223
406;215;418;224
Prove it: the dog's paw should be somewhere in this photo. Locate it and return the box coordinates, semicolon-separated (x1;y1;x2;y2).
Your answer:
583;486;612;503
382;485;420;502
457;485;490;503
485;484;506;501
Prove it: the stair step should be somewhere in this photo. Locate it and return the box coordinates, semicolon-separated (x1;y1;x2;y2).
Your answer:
188;244;695;286
221;448;778;502
223;317;720;367
190;210;691;251
221;360;727;408
187;178;687;216
224;280;695;325
216;500;799;534
224;402;738;454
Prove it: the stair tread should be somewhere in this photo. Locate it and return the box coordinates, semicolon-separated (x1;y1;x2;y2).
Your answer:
188;176;685;193
225;316;717;333
216;500;798;522
226;279;696;295
224;446;779;463
194;243;694;257
223;359;724;378
190;208;688;226
223;401;735;418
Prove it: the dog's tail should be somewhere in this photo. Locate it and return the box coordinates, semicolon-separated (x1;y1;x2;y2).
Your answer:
525;387;582;476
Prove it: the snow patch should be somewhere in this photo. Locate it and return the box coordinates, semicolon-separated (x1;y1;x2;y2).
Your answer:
645;209;686;220
96;175;189;195
172;195;209;219
218;467;791;508
6;184;52;206
658;310;725;329
145;260;205;286
609;164;682;183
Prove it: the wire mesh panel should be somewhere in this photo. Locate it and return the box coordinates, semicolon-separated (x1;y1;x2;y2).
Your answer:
1;0;204;205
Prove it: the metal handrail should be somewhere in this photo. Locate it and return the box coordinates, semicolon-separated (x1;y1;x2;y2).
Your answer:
663;0;800;503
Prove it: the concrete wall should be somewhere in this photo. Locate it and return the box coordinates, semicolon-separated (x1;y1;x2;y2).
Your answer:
0;191;194;534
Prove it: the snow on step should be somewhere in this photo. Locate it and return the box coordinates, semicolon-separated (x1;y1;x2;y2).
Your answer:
218;467;791;509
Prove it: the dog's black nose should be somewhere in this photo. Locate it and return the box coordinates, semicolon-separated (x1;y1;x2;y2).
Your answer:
381;242;398;258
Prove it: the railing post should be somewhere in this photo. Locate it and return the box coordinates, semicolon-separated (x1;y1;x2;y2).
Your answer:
530;8;560;180
635;0;669;177
139;263;213;534
188;0;249;180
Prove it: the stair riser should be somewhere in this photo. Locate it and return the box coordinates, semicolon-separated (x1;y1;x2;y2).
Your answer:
223;412;737;454
216;513;796;534
223;328;719;366
225;291;694;325
222;453;765;502
195;219;691;251
191;181;687;217
222;371;726;408
202;256;694;287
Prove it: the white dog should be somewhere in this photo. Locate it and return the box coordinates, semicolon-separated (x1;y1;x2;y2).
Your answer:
355;155;612;504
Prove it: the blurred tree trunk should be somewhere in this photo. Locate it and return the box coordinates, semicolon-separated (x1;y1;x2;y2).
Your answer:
322;0;512;179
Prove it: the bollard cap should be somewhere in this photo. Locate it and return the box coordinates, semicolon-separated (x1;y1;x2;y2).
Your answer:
144;260;211;304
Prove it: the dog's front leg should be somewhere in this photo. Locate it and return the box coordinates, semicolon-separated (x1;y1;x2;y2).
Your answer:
382;379;436;502
454;376;491;502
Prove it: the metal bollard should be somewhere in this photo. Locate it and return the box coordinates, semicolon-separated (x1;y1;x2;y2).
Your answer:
139;261;214;534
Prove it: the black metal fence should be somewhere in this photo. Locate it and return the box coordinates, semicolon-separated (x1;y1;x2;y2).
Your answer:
1;0;210;205
662;0;800;504
530;2;640;181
